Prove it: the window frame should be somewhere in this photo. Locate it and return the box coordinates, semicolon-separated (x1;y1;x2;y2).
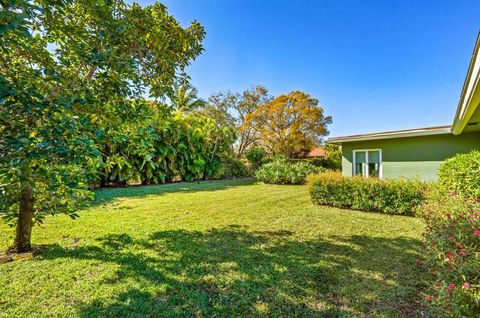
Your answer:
352;149;383;178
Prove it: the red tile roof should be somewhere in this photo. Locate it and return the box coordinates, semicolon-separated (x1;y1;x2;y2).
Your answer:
307;147;326;158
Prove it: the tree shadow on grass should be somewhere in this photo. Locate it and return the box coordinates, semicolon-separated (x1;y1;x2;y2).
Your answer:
91;178;257;208
41;226;425;317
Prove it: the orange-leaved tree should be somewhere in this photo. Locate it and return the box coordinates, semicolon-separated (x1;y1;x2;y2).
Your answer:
246;91;331;158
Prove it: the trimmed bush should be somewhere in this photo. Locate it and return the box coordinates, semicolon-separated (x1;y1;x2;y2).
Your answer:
438;150;480;199
307;172;428;216
418;189;480;317
256;158;323;184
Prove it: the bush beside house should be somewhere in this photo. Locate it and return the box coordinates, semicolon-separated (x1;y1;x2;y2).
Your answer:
307;172;428;216
438;150;480;199
418;190;480;317
417;151;480;317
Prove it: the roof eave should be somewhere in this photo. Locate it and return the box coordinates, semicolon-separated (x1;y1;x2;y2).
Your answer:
451;31;480;135
326;127;452;144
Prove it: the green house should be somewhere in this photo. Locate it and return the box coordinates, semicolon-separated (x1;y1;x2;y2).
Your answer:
328;33;480;180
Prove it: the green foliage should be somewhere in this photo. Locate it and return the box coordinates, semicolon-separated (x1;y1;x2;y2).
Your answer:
256;158;323;185
0;0;205;250
213;157;251;179
94;103;238;187
417;189;480;317
307;172;428;216
323;144;342;170
245;147;267;168
170;82;205;112
0;69;97;226
164;113;237;182
438;150;480;199
0;163;94;226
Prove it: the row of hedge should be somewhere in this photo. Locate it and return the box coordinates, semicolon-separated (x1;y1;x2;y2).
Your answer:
306;172;428;216
304;150;480;216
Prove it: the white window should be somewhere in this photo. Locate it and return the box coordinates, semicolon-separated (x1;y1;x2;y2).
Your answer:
353;149;382;178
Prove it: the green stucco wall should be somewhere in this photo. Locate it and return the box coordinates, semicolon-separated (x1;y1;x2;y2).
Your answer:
341;131;480;180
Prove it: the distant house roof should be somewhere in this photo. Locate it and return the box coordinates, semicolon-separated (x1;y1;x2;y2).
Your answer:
307;147;326;157
327;125;452;144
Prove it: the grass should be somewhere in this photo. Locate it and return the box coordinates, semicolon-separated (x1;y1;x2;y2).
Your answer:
0;179;426;317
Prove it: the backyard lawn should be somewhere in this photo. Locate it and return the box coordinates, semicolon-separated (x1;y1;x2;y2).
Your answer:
0;179;426;317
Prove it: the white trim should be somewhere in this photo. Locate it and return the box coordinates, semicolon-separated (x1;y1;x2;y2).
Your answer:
452;52;480;134
353;149;383;179
327;126;451;144
451;32;480;135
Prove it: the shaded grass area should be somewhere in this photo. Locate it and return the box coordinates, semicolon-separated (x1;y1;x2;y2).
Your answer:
0;179;426;317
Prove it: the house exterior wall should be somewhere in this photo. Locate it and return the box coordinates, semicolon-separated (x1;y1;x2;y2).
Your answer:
341;131;480;180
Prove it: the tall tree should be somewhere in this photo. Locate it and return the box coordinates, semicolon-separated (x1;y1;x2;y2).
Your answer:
170;82;205;112
203;92;236;128
0;0;205;252
204;85;271;157
246;91;331;158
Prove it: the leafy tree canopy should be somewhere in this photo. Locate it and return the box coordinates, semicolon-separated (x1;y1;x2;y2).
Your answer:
204;85;272;156
0;0;205;252
246;91;331;158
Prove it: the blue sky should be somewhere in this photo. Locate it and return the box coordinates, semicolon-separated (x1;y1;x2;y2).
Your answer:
139;0;479;137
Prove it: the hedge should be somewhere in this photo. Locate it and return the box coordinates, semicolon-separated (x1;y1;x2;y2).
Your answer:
307;172;429;216
438;150;480;199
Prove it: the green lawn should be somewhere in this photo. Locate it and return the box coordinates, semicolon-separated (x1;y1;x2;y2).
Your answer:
0;179;426;317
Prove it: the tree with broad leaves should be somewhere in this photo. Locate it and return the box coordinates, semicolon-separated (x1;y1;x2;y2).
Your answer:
246;91;331;158
0;0;205;252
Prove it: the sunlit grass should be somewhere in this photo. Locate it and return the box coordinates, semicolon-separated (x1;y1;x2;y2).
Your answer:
0;179;426;317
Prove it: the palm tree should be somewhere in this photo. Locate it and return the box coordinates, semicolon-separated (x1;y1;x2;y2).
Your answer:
171;83;206;112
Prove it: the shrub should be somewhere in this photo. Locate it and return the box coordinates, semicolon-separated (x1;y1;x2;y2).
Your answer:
256;158;323;184
245;147;267;169
95;107;239;186
418;189;480;317
214;157;251;179
438;150;480;199
307;172;428;216
290;157;340;170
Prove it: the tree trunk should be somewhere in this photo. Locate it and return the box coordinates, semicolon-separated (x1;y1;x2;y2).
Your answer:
14;184;35;253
